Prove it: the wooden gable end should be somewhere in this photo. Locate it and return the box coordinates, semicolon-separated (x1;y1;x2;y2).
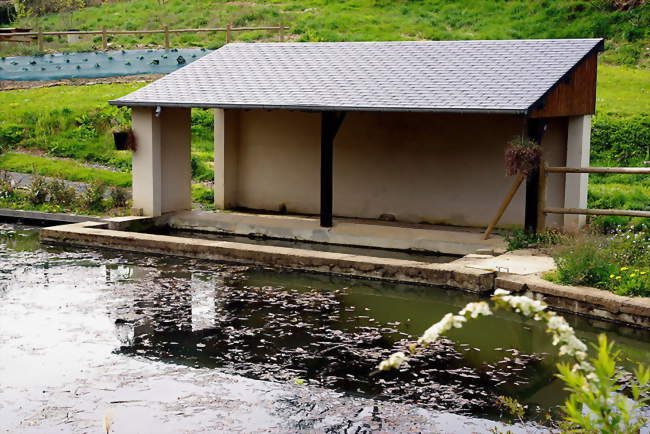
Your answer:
529;51;598;118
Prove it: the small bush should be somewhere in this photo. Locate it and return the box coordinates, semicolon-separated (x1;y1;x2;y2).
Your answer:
0;171;17;200
607;266;650;297
191;154;213;182
553;236;618;288
80;180;106;211
192;184;214;205
109;186;128;208
505;229;562;251
26;174;49;206
0;124;25;148
591;115;650;166
47;178;76;207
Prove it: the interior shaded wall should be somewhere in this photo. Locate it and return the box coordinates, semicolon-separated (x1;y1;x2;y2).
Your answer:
226;109;568;228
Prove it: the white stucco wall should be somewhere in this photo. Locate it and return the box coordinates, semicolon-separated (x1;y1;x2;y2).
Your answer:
214;109;573;229
131;106;192;216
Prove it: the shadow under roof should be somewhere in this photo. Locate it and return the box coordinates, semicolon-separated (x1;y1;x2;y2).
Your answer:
110;39;604;114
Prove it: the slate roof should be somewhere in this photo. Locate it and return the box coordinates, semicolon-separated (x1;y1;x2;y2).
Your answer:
110;39;603;114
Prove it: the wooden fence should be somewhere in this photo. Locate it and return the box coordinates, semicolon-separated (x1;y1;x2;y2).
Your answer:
483;164;650;239
0;24;289;50
537;165;650;232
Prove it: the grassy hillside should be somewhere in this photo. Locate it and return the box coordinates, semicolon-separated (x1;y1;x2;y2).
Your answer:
6;0;649;66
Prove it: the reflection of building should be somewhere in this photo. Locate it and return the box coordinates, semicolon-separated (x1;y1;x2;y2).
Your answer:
112;39;602;234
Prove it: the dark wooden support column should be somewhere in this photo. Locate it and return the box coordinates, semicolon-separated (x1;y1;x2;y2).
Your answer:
524;118;547;233
320;111;346;228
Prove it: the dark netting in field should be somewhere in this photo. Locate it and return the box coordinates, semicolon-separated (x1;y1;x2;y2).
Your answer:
0;48;212;81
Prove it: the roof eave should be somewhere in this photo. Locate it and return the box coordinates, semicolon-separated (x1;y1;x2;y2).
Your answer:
109;100;528;115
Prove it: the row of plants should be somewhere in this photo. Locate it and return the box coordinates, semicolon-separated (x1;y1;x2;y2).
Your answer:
0;170;128;214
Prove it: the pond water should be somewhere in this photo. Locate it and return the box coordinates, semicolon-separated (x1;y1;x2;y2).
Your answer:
0;48;212;81
1;222;649;431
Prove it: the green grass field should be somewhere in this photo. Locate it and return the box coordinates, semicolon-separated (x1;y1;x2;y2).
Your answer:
5;0;649;67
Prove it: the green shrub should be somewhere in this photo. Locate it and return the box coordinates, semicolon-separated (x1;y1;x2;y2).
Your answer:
26;174;49;206
0;124;25;148
192;184;214;205
47;178;77;207
591;115;650;166
80;180;106;211
607;266;650;297
552;236;618;288
0;171;17;200
191;154;213;182
109;186;128;208
504;229;562;251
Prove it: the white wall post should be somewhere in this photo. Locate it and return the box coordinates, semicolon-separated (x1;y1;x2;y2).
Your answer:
131;106;192;217
564;115;591;232
214;109;239;209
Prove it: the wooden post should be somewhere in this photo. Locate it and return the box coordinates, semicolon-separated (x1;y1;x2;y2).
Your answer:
525;118;546;233
101;27;108;50
320;112;346;228
226;23;232;44
37;28;43;51
164;25;170;49
278;22;284;42
536;162;547;234
483;174;525;240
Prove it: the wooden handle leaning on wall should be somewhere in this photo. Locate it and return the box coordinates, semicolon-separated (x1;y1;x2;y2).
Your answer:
483;173;525;240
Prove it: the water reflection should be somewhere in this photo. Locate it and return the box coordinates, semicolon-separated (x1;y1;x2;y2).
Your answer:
2;222;650;425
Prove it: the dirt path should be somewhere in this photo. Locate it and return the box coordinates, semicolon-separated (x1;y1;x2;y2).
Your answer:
0;73;162;91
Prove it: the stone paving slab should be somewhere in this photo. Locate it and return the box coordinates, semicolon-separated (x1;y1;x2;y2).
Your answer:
465;252;556;275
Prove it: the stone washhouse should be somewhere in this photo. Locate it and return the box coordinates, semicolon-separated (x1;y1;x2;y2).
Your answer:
110;39;603;250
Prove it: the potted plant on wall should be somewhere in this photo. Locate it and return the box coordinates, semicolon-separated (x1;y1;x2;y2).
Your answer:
112;127;136;151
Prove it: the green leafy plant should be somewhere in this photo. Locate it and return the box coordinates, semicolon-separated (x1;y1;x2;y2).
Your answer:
80;179;106;211
607;266;650;297
26;174;49;206
109;186;128;208
48;177;77;207
505;229;562;251
0;171;17;200
553;236;619;288
557;335;650;433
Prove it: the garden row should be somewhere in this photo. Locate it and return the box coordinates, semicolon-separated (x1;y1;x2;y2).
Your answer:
0;171;128;215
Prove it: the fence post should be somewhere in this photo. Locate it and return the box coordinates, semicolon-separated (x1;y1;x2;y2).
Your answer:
536;161;547;234
278;22;284;42
226;23;232;43
101;27;108;50
164;25;170;49
37;28;43;51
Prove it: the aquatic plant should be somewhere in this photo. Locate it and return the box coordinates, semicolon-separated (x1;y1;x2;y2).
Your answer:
379;291;650;431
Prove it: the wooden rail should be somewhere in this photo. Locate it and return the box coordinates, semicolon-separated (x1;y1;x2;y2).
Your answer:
1;25;290;50
536;164;650;232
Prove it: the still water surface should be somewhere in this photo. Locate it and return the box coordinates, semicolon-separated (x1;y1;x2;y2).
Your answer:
1;222;649;428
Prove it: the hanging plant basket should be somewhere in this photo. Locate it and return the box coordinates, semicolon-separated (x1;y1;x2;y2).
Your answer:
505;137;542;177
113;131;129;150
113;129;136;151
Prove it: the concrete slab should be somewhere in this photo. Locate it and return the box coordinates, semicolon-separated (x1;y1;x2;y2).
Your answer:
465;252;556;275
40;222;496;293
166;210;506;256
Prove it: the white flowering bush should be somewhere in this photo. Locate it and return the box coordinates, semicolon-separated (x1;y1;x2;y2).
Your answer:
378;290;650;431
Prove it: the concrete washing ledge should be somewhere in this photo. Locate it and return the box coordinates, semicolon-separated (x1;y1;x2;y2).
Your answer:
40;221;496;292
497;274;650;329
39;219;650;330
